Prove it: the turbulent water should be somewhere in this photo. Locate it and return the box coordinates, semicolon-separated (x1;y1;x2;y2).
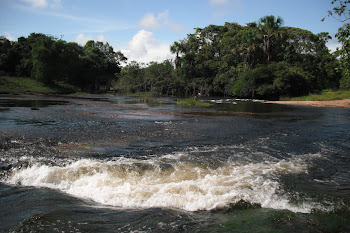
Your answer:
0;95;349;232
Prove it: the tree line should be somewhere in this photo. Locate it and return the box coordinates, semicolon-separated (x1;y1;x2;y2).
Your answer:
117;14;349;100
1;6;349;99
0;33;126;93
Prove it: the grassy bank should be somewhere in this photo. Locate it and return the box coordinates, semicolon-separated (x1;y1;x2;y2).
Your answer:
0;76;55;94
68;92;113;97
120;92;172;105
122;91;155;98
177;97;212;107
281;89;350;101
0;76;77;94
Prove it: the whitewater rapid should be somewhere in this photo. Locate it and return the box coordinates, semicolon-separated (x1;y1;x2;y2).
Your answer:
3;147;328;213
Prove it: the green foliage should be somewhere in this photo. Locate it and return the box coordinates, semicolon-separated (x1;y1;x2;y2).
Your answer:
233;65;275;99
113;15;341;99
116;60;175;95
282;89;350;101
1;12;344;97
231;62;313;100
0;33;126;93
68;92;113;97
213;66;238;96
272;63;312;97
259;15;284;64
0;37;21;75
340;69;350;89
336;19;350;89
124;91;155;98
323;0;350;90
0;76;70;94
232;80;243;97
31;34;56;84
115;61;146;93
177;97;212;107
281;89;350;101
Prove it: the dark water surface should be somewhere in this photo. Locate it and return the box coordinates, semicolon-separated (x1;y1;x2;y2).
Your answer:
0;94;349;232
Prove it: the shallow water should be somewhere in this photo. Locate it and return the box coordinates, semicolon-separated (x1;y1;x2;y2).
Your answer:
0;95;349;232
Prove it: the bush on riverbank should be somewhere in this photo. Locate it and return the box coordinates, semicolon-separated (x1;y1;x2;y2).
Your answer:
281;89;350;101
0;76;76;94
177;97;212;107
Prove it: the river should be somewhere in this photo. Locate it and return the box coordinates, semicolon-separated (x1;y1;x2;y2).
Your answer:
0;94;349;232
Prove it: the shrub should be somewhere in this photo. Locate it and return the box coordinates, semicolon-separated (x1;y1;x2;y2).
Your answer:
177;97;212;107
273;66;311;97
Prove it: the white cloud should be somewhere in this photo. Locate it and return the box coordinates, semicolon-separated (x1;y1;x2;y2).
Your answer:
121;30;173;64
97;34;107;43
139;14;160;29
74;34;107;45
21;0;48;8
74;34;92;45
209;0;230;6
4;32;15;41
139;10;184;32
20;0;62;8
157;10;169;23
15;4;130;34
327;37;341;53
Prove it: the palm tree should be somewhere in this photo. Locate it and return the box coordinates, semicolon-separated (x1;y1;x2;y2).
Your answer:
258;15;284;65
243;30;260;70
170;41;185;69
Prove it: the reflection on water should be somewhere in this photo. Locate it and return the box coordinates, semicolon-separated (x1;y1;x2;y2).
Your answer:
217;101;292;113
0;98;69;108
0;118;60;127
205;98;294;113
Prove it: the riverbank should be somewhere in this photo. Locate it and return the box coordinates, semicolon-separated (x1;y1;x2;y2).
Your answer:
0;76;77;94
267;99;350;108
3;76;350;110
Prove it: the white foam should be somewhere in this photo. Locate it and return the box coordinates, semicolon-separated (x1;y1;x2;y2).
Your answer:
3;154;326;213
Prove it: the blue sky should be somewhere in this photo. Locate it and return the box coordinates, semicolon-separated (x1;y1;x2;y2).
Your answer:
0;0;343;63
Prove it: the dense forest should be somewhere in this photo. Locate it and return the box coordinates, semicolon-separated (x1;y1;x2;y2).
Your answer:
0;1;349;99
0;33;127;93
118;13;349;100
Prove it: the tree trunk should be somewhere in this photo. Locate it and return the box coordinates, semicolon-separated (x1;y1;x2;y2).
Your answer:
174;53;181;69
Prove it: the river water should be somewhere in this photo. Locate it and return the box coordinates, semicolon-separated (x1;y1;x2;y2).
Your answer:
0;94;349;232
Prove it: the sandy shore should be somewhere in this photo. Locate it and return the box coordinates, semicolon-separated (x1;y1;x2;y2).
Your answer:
266;99;350;108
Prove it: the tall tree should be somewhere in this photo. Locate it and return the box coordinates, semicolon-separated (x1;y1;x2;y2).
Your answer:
170;41;185;69
82;40;126;92
258;15;284;64
0;37;20;75
323;0;350;89
235;29;263;70
31;34;57;84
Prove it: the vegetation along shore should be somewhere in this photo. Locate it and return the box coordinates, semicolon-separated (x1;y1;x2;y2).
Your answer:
1;1;349;102
267;89;350;108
